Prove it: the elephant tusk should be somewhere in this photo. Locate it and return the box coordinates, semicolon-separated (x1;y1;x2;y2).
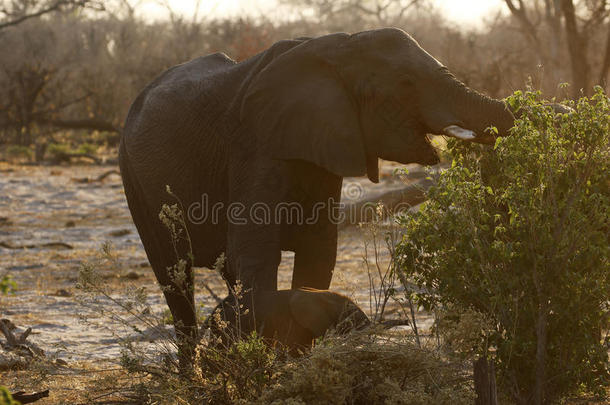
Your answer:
443;125;477;140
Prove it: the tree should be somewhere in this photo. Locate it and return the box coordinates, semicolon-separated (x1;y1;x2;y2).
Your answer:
280;0;427;31
504;0;610;97
0;0;104;30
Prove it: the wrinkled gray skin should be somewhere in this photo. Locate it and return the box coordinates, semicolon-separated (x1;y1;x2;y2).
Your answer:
119;28;515;354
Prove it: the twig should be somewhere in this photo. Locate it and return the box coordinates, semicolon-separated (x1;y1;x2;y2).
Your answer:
202;282;223;304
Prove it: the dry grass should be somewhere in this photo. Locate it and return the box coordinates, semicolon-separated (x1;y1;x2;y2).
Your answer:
1;163;607;404
1;361;135;404
255;331;473;405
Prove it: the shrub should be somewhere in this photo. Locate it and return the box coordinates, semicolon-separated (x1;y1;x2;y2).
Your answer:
0;386;18;405
397;88;609;404
190;331;280;403
46;143;71;159
46;142;99;163
5;145;32;161
120;329;473;404
257;333;473;405
75;142;98;155
0;274;17;295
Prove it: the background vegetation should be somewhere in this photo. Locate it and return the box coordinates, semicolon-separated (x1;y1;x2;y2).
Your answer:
1;1;608;404
1;0;610;161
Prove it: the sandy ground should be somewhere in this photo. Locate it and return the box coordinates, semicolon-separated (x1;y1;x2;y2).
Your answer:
0;161;435;401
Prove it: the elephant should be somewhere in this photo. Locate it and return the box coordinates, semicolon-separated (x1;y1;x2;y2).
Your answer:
118;27;516;359
207;288;370;351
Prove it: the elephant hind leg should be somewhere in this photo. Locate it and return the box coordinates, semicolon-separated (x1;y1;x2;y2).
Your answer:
120;158;197;366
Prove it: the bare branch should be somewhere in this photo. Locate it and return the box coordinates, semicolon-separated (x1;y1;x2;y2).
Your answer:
0;0;99;30
583;0;610;34
504;0;544;55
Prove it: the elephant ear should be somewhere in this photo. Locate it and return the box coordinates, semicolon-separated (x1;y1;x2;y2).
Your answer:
289;288;341;338
239;37;368;178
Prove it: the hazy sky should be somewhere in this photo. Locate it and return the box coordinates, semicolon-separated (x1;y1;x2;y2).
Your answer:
140;0;505;26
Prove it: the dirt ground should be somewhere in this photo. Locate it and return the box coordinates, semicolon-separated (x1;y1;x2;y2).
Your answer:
0;161;438;403
1;162;607;404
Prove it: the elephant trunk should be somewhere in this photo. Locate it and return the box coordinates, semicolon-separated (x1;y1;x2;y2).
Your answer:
459;87;515;138
435;69;515;142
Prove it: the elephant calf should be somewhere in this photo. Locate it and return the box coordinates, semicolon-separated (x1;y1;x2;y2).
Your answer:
207;288;370;351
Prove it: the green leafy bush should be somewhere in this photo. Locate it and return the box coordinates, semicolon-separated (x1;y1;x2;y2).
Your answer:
75;142;98;155
46;143;71;158
397;88;609;404
0;274;17;295
0;386;18;405
47;142;98;161
5;145;32;161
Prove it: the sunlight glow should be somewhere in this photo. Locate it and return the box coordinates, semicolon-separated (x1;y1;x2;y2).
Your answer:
435;0;504;24
139;0;506;25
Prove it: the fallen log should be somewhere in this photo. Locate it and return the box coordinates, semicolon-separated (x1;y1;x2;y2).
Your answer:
0;241;73;250
380;319;410;328
51;151;101;164
11;389;49;404
0;321;30;346
0;319;45;359
95;169;120;181
72;169;120;183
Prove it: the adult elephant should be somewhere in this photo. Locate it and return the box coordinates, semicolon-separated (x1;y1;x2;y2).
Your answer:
119;28;515;352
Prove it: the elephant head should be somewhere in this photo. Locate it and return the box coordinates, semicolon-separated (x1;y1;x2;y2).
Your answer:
207;288;370;351
240;28;515;182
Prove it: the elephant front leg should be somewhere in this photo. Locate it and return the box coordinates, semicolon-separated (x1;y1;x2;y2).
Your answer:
226;223;282;292
221;223;282;339
291;227;338;290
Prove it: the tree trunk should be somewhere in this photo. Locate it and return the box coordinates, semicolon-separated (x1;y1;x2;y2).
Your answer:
544;0;564;90
598;24;610;90
475;357;498;405
561;0;590;97
504;0;546;63
534;301;548;405
34;141;47;162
